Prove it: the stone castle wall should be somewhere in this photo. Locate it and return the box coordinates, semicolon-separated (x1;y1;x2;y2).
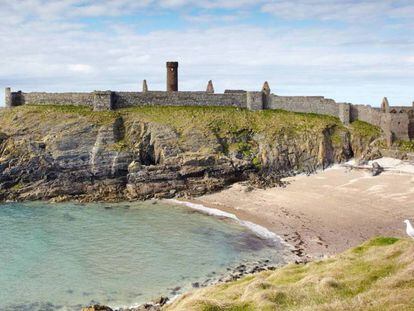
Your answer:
269;95;339;117
18;92;95;107
350;104;411;141
5;88;413;141
114;91;247;109
388;114;410;141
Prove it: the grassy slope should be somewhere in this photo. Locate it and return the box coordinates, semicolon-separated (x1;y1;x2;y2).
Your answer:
166;238;414;311
0;105;380;144
0;105;382;169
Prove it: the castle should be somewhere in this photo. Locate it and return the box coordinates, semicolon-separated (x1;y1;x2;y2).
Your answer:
5;61;414;143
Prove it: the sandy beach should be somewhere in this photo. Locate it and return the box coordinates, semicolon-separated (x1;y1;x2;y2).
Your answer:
191;158;414;259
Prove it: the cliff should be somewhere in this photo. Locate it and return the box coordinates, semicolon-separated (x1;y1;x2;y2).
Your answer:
166;237;414;310
0;105;382;202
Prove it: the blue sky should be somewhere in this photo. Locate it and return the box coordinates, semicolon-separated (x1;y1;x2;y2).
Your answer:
0;0;413;107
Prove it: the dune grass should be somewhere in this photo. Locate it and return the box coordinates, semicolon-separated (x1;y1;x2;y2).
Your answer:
166;237;414;311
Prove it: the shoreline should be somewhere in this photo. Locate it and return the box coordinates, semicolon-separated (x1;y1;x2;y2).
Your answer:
3;157;413;311
167;199;297;251
190;157;414;259
171;192;315;261
97;157;414;311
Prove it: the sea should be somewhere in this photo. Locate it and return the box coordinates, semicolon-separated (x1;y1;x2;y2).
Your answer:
0;201;287;310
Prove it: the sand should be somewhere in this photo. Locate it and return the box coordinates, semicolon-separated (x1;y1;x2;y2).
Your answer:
191;158;414;259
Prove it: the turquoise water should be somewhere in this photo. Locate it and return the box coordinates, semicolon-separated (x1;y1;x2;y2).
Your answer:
0;201;285;310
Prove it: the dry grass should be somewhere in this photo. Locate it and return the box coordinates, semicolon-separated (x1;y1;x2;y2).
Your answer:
166;237;414;311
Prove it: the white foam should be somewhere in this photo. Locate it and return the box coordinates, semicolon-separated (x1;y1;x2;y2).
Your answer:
168;199;292;249
111;294;180;310
343;157;414;175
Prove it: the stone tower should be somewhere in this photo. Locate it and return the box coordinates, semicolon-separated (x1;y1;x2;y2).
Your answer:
166;62;178;92
142;80;148;93
206;80;214;93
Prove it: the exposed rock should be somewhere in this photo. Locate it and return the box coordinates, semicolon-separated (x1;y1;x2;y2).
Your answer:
371;162;384;176
0;132;8;144
359;147;382;164
0;107;378;202
82;305;113;311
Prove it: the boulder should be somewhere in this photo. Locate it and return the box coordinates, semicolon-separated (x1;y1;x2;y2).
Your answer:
82;305;113;311
371;162;384;176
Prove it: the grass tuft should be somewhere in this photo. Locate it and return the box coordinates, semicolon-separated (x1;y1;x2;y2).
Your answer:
166;238;414;311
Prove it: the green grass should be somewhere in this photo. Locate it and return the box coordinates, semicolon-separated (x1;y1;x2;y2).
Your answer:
122;106;344;141
349;120;382;139
1;104;119;126
0;104;384;165
395;140;414;152
166;237;414;311
0;104;345;138
0;105;383;142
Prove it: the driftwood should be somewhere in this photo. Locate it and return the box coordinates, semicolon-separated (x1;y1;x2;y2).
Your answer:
343;163;385;176
343;164;380;171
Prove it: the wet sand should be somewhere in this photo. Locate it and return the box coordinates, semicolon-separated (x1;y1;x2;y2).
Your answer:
191;160;414;259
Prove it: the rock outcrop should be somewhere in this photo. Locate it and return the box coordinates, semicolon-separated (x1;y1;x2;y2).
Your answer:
0;105;382;202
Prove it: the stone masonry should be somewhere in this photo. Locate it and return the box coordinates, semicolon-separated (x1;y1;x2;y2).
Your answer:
4;62;413;141
166;61;178;92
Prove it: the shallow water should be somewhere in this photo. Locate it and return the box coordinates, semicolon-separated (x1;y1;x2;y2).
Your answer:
0;201;285;310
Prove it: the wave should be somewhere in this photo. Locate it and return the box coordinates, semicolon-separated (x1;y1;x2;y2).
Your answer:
168;199;293;249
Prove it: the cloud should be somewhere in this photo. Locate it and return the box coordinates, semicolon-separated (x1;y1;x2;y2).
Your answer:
68;64;94;73
0;0;413;107
261;0;414;23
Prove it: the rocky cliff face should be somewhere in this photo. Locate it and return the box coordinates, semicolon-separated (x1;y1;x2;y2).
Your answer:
0;106;381;202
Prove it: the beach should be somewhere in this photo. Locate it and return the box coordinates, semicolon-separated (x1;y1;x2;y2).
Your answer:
190;158;414;259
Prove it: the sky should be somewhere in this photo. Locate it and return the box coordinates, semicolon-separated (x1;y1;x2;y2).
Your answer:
0;0;413;107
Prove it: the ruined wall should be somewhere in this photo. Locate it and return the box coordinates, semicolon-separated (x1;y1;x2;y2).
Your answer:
113;91;247;109
350;104;410;141
338;103;351;125
269;95;339;117
5;88;413;141
389;114;410;141
93;91;114;111
408;111;414;140
20;92;94;107
5;87;12;108
246;92;264;111
350;105;383;126
7;90;247;110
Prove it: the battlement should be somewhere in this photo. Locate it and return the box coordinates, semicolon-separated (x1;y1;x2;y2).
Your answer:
4;62;414;142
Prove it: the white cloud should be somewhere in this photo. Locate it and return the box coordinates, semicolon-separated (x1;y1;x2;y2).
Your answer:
0;0;413;107
68;64;94;73
261;0;414;22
